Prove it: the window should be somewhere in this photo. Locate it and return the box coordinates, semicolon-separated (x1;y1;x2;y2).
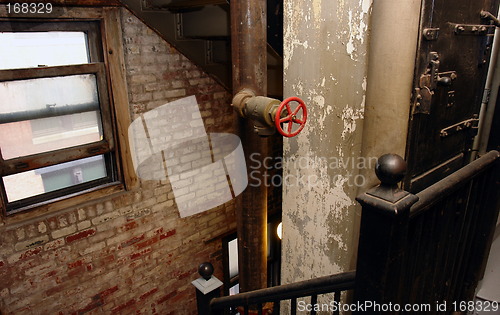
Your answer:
222;232;240;298
0;19;126;215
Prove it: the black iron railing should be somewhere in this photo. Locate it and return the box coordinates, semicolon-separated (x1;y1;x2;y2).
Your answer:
210;271;356;315
201;151;499;315
355;151;500;313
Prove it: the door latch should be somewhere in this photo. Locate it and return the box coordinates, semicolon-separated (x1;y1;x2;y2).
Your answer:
413;52;457;114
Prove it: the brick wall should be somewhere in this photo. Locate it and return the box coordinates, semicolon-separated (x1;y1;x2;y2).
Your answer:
0;9;237;314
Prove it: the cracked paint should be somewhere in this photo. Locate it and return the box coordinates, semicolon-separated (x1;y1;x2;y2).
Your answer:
346;0;372;60
282;0;372;287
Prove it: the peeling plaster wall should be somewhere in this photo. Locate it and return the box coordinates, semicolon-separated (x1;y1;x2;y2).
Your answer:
281;0;372;285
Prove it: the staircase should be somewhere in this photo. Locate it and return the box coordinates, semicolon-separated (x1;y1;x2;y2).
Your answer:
120;0;283;97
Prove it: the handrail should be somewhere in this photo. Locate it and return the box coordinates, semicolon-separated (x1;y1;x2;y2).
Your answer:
210;271;356;310
410;150;499;216
354;151;500;309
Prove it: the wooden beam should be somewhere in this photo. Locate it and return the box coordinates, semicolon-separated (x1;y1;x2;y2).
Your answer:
103;7;138;190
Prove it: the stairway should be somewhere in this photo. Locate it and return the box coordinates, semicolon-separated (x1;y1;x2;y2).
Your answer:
120;0;283;98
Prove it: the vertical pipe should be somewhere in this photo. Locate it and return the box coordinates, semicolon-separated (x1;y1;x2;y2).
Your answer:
475;9;500;157
358;0;421;191
230;0;268;292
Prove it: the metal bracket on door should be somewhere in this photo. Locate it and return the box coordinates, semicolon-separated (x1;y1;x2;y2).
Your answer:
423;28;440;41
454;24;495;36
413;52;457;114
440;117;479;138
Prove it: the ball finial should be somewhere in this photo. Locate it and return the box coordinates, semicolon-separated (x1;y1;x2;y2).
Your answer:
198;262;214;281
375;154;407;185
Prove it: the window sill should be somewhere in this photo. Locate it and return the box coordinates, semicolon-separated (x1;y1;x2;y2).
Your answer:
0;182;126;227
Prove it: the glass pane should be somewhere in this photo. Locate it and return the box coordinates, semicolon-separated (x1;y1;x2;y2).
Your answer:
3;155;107;203
0;74;103;159
0;32;89;70
228;238;239;278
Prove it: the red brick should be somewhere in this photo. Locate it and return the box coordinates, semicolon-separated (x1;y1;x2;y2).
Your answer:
153;227;164;235
75;298;103;315
100;254;115;265
120;234;145;249
177;270;193;280
67;265;86;278
99;285;119;298
10;246;43;264
44;238;65;251
114;256;129;266
44;270;57;279
0;260;4;268
46;285;66;297
66;229;96;243
159;229;176;240
130;248;152;260
156;290;177;304
139;288;158;301
67;259;84;270
135;236;159;250
112;299;136;313
120;221;138;232
169;290;190;304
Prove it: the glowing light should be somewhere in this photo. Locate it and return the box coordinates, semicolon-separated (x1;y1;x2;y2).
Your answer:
277;222;283;240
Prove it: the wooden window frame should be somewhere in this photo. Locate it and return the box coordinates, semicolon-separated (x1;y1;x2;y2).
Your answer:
0;6;137;220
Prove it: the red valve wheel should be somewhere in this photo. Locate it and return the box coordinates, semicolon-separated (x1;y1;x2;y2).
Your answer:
274;96;307;137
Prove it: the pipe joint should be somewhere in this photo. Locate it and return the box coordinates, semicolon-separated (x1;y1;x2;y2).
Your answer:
232;90;281;136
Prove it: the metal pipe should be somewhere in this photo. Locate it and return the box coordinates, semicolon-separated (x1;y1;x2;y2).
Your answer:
472;8;500;159
0;102;99;124
230;0;268;293
359;0;421;190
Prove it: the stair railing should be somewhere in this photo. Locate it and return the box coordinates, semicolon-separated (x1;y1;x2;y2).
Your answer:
354;151;500;314
200;150;499;315
209;271;356;315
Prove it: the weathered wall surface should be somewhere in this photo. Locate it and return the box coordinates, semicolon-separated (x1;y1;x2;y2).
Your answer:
281;0;372;287
0;9;236;314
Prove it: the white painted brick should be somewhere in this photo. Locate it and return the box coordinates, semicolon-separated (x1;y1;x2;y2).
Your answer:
77;220;91;231
51;225;77;240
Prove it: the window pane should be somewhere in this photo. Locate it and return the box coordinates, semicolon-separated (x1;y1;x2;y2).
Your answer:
0;74;103;159
3;155;107;203
229;238;239;278
0;32;89;70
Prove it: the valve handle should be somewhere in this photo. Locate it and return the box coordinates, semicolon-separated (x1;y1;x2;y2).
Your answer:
274;96;307;137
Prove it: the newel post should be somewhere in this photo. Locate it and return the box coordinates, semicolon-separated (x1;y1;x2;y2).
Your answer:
354;154;419;312
192;262;223;315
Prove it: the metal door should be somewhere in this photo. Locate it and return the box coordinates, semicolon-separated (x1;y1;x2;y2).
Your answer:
404;0;500;192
